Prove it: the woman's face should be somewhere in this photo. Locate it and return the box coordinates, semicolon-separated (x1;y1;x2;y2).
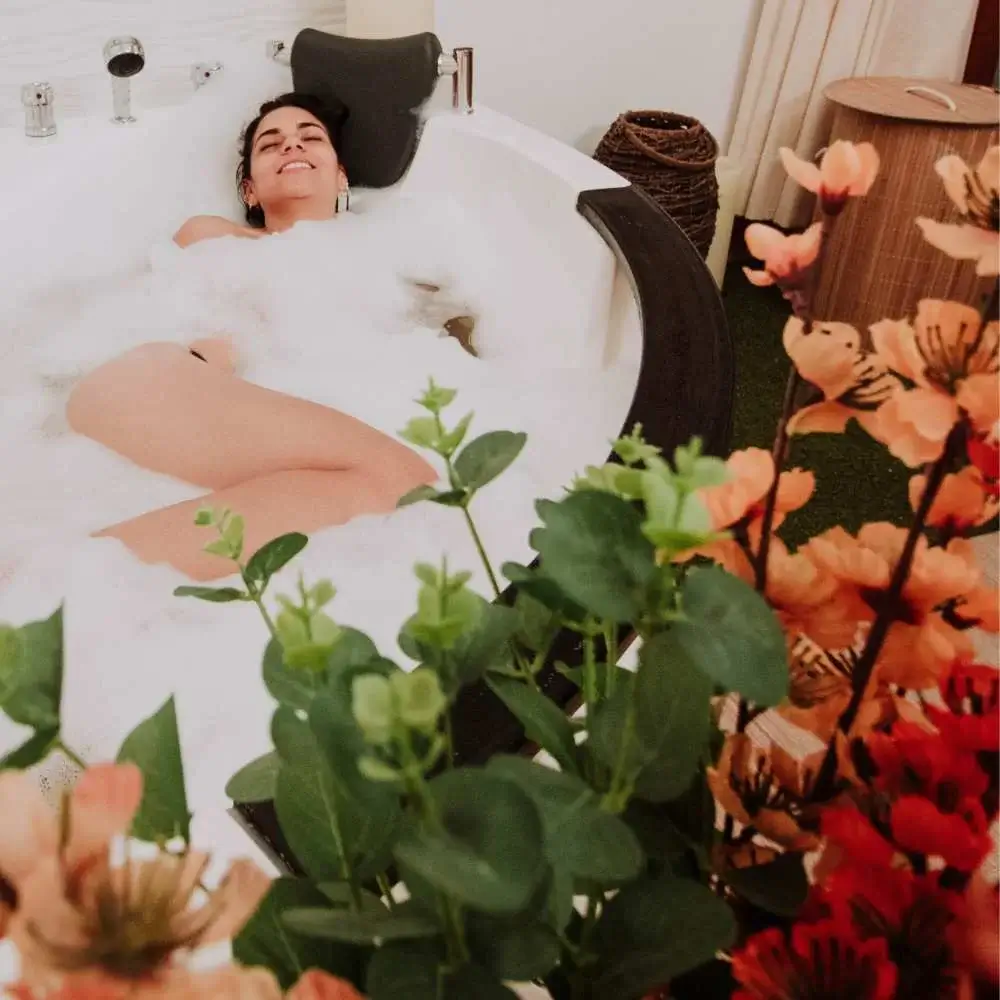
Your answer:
243;105;345;223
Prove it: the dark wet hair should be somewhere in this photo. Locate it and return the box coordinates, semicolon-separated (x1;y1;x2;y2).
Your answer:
237;92;349;228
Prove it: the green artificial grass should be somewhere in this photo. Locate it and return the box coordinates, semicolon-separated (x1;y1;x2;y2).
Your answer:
720;258;910;547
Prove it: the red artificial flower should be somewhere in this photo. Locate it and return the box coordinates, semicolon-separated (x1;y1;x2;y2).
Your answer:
819;865;966;1000
821;806;896;868
967;434;1000;488
928;662;1000;754
865;721;989;801
732;920;898;1000
890;794;993;873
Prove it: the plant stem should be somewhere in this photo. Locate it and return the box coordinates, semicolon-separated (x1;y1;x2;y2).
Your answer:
242;573;279;640
753;368;801;594
318;772;361;911
377;873;396;911
601;673;639;814
815;422;964;795
399;732;469;965
55;739;87;770
460;504;501;599
582;633;598;710
603;623;619;699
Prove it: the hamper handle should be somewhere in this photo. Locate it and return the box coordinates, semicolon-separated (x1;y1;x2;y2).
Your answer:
903;85;958;112
624;120;718;171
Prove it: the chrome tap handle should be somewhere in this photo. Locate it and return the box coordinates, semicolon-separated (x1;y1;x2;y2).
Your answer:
437;47;475;114
22;82;56;138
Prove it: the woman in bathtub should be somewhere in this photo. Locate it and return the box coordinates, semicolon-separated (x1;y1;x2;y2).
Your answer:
67;93;438;582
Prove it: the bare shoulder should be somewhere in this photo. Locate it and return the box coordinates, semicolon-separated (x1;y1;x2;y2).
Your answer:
173;215;260;248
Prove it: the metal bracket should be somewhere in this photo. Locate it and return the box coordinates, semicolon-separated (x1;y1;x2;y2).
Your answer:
191;62;224;89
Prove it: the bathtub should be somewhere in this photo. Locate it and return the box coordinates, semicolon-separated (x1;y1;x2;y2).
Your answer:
0;46;732;866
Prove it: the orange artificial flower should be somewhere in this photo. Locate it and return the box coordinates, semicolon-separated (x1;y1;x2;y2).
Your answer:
870;299;999;466
803;523;982;689
782;318;898;436
743;222;822;288
917;146;999;276
779;140;880;214
287;970;367;1000
707;734;822;851
696;447;814;536
0;764;271;996
909;464;999;533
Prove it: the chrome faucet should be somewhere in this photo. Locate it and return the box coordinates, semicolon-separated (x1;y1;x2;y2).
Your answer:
103;36;145;124
437;47;475;114
21;82;56;137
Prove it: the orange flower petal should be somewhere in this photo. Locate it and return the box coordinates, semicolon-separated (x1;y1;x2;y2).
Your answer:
916;219;1000;276
871;390;958;467
65;763;143;874
848;143;880;196
821;140;864;195
197;859;272;946
788;400;855;435
783;317;861;398
779;147;822;193
775;468;815;513
743;267;775;287
935;154;973;212
0;770;58;884
287;970;366;1000
957;373;1000;435
869;318;925;383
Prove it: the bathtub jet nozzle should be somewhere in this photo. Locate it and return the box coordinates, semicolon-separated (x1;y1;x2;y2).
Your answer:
103;36;145;124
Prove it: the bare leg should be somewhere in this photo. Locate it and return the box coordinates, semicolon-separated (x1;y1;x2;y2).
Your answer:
67;342;433;493
98;468;409;582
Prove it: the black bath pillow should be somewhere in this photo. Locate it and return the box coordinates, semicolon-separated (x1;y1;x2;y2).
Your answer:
290;28;443;189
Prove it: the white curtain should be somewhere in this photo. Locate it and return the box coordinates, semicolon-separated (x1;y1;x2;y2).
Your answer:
728;0;980;227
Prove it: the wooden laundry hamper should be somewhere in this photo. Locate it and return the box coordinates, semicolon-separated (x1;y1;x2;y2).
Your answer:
814;77;998;328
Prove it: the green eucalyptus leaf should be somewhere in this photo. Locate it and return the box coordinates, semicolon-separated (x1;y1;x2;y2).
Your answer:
502;563;586;622
514;591;560;653
486;755;644;886
397;485;440;508
529;492;656;621
234;878;364;990
486;676;578;775
203;537;236;559
592;874;737;999
630;630;713;802
465;910;560;982
365;941;442;1000
317;882;387;911
116;696;190;843
672;566;788;705
275;703;400;882
400;416;441;450
440;411;474;456
263;639;320;711
430;490;469;508
393;769;545;915
0;727;58;771
244;533;309;584
721;852;809;917
225;751;280;803
173;585;246;603
283;904;440;944
449;603;519;687
2;607;63;731
453;431;527;491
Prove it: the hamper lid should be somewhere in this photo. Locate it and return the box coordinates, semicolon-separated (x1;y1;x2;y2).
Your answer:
824;76;999;125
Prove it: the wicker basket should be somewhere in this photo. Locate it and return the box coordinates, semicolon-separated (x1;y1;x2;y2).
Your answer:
594;110;719;257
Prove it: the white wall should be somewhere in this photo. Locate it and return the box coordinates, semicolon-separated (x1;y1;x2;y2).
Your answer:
0;0;345;130
435;0;760;153
347;0;434;38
